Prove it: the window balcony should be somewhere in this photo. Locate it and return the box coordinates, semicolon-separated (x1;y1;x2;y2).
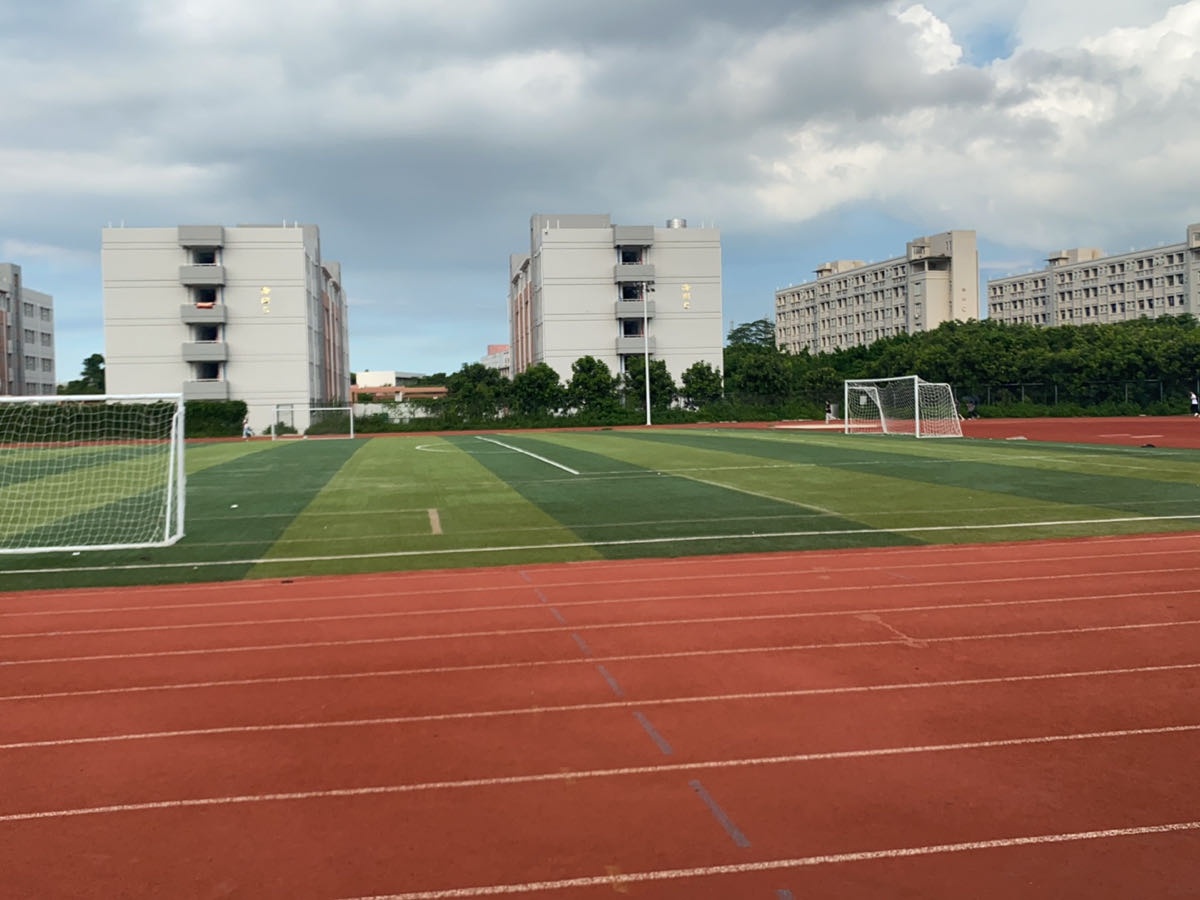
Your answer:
180;304;227;324
182;342;229;363
613;263;655;283
179;264;226;286
615;336;656;355
183;380;229;401
614;299;655;319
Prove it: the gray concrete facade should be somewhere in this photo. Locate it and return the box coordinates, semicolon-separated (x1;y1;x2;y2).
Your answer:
102;224;349;431
775;230;980;354
987;224;1200;326
0;263;56;396
509;214;723;385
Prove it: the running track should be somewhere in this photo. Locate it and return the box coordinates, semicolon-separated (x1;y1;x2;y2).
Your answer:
3;533;1200;898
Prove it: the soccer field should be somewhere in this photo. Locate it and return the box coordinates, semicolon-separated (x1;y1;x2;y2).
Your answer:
2;425;1200;591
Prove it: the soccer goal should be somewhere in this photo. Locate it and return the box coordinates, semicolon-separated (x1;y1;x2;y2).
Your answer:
844;376;963;438
270;405;355;439
0;394;186;554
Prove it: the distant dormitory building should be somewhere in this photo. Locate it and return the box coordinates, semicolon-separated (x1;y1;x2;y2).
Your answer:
509;214;723;384
0;263;55;396
102;224;349;432
775;230;980;355
987;224;1200;326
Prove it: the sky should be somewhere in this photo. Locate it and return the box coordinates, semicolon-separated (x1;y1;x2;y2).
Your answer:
3;0;1199;381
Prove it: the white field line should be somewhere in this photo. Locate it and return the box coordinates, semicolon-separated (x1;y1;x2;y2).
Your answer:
3;569;1199;639
5;514;1200;576
474;437;578;475
4;620;1199;703
4;542;1195;619
5;662;1200;751
339;820;1200;899
5;586;1200;665
3;723;1199;822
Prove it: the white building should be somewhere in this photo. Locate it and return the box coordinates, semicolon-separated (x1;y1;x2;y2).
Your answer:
987;224;1200;326
0;263;55;396
775;230;980;354
509;214;723;384
102;224;349;431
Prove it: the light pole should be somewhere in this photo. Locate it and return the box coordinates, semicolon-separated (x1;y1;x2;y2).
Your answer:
642;281;654;426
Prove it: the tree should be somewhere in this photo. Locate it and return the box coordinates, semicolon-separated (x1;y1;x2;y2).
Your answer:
680;361;723;408
59;353;105;395
510;363;565;416
444;362;509;421
622;356;677;411
727;318;776;348
566;356;620;412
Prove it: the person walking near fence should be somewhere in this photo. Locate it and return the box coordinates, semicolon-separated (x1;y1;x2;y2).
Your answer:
825;400;834;423
1191;391;1199;417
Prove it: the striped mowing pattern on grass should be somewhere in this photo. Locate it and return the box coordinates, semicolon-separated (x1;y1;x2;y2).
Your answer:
2;428;1200;590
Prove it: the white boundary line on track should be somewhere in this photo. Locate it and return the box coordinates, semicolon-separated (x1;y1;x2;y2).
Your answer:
337;820;1200;899
4;515;1200;575
5;662;1200;750
4;620;1200;703
3;542;1196;617
474;436;579;475
5;566;1198;638
3;724;1199;821
5;586;1199;665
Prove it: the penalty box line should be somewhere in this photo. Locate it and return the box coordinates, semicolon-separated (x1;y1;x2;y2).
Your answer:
475;436;579;475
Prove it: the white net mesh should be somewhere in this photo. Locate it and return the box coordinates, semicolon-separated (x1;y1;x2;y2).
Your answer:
0;394;185;554
844;376;962;438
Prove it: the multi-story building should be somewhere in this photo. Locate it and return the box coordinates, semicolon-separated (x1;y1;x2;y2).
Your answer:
509;214;723;384
0;263;56;395
987;223;1200;326
103;224;349;431
775;230;980;354
480;343;511;378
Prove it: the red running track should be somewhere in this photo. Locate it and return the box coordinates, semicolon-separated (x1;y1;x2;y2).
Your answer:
3;533;1200;898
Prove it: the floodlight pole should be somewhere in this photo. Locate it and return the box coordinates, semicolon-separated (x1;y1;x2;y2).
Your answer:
642;281;654;426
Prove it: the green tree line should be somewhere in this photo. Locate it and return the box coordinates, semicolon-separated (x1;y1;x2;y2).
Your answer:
360;314;1200;430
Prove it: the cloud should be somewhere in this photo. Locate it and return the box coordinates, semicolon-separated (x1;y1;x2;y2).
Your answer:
0;1;1197;376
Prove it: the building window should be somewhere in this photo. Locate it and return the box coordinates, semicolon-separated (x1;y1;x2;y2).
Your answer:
192;247;218;265
194;361;221;380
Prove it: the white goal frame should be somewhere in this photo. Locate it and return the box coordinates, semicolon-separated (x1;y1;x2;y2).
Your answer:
270;405;356;440
843;375;963;438
0;393;186;554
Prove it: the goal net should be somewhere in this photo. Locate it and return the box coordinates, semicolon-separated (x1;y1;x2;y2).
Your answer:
271;405;355;439
844;376;962;438
0;394;186;554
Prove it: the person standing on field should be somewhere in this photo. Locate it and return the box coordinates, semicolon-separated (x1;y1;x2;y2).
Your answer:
825;400;834;423
1191;391;1199;417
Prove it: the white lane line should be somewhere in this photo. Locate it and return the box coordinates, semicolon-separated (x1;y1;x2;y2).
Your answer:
5;663;1200;751
5;587;1200;664
4;619;1200;703
3;724;1198;823
475;437;579;475
7;515;1198;575
2;534;1195;593
4;561;1195;628
337;820;1200;898
428;509;443;536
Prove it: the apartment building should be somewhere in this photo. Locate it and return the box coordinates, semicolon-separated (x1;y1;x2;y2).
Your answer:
509;214;723;384
988;224;1200;326
775;230;980;354
103;224;349;431
0;263;56;395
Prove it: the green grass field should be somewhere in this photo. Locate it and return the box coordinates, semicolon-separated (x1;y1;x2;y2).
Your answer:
2;427;1199;591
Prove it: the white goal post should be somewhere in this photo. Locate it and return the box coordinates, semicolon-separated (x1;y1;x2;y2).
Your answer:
270;405;355;439
0;393;186;554
843;376;963;438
